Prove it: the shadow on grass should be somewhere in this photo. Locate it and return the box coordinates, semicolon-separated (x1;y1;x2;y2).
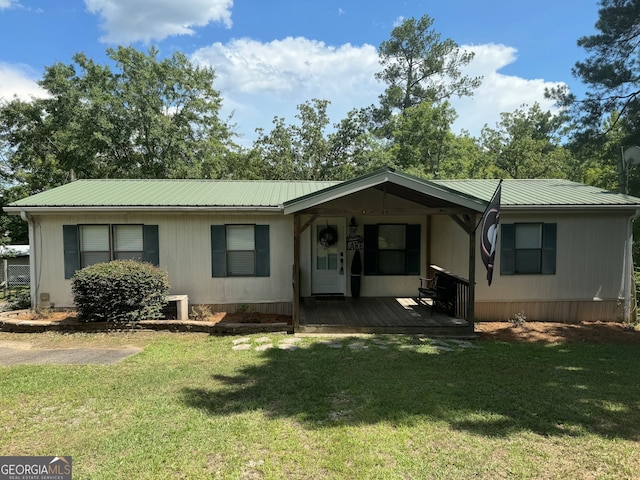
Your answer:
182;339;640;440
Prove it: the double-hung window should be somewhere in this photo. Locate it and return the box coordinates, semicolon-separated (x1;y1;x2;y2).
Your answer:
363;224;420;275
226;225;257;276
63;224;159;278
500;223;556;275
211;224;270;277
79;225;111;267
79;225;144;268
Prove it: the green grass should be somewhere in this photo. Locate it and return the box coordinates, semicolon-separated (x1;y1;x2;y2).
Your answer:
1;332;639;479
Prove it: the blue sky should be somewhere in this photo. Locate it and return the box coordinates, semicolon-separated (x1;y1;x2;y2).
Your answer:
0;0;600;145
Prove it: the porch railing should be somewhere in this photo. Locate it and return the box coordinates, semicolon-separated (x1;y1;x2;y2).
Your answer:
429;264;470;321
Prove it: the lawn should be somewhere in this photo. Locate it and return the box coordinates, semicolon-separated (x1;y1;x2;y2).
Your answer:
1;331;639;479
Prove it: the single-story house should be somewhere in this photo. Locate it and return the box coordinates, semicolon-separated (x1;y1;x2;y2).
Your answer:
4;168;640;335
0;244;31;287
0;245;30;266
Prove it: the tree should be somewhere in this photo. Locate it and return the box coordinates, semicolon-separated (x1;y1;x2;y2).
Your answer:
548;0;640;139
0;46;235;193
479;103;572;179
439;133;488;180
390;101;458;178
373;14;482;135
251;99;387;180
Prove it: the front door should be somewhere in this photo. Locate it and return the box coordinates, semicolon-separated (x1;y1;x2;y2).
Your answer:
312;217;346;295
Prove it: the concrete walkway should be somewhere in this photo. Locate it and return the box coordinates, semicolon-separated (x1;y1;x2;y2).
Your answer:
0;340;142;365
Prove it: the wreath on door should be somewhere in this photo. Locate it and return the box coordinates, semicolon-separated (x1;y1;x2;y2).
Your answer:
318;225;338;248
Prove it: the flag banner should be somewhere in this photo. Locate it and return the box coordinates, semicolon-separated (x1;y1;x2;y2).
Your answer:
480;181;502;286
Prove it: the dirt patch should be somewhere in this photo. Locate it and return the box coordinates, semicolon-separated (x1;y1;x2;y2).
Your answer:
207;312;292;325
8;310;292;326
476;321;640;345
6;311;640;344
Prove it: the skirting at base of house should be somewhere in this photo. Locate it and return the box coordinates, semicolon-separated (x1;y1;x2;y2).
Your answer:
474;300;623;323
205;302;292;316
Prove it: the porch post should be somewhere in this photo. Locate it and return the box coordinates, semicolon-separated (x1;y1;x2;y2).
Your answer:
293;213;301;330
468;215;476;329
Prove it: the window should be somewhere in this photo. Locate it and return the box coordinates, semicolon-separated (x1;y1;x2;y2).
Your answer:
63;224;159;279
113;225;144;260
80;225;111;267
500;223;556;275
363;224;420;275
211;224;270;277
79;225;144;268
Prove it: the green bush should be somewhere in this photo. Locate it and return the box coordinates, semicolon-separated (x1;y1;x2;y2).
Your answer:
71;260;169;322
6;287;31;310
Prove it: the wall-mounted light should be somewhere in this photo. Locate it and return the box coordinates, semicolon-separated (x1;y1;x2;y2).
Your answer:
349;216;357;234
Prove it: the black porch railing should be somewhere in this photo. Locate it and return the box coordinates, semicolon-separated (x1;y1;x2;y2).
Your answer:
429;265;470;321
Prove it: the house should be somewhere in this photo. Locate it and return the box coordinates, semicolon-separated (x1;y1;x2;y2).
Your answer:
4;168;640;334
0;244;31;288
0;245;30;266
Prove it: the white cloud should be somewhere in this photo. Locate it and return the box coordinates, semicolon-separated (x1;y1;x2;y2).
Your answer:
393;16;405;28
84;0;233;44
193;39;564;144
0;37;563;150
0;63;48;101
192;37;381;143
0;0;16;9
450;44;565;134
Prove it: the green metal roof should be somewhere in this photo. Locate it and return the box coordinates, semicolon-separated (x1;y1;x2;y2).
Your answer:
5;173;640;211
434;178;640;207
6;179;340;208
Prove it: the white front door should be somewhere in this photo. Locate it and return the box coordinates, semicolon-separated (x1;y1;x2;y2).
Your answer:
312;218;346;295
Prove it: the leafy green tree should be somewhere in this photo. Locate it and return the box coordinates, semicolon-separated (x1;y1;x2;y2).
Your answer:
566;112;628;190
373;14;482;138
252;116;299;180
0;46;235;193
439;133;489;179
251;100;387;180
479;103;572;179
548;0;640;140
390;101;458;178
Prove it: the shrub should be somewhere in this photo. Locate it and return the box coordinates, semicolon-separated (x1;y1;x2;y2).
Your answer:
6;287;31;310
72;260;169;322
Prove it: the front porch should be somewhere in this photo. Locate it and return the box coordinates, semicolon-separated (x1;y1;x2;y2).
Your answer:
297;296;473;337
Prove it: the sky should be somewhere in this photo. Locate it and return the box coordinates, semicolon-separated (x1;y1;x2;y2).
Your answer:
0;0;601;146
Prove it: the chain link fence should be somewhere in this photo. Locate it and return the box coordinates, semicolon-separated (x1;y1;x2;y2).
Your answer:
7;265;30;287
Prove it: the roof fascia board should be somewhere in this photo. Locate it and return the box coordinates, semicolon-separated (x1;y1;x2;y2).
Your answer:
501;205;640;213
283;170;487;214
3;206;284;215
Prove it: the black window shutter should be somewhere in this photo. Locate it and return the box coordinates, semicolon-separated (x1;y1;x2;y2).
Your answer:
541;223;557;274
142;225;160;266
363;224;378;275
211;225;227;277
500;224;515;275
405;224;421;275
63;225;80;279
255;225;270;277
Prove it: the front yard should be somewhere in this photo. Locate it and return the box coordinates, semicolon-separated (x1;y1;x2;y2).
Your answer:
1;330;639;479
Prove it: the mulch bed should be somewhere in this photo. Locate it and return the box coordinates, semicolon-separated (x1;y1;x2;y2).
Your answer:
475;321;640;345
4;311;640;344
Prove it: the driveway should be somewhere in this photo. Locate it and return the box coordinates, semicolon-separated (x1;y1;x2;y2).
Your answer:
0;340;142;365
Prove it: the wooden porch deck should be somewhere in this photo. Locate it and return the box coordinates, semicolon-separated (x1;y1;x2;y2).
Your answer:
298;296;473;337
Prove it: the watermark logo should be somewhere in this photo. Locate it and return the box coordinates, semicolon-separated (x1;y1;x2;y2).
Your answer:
0;456;72;480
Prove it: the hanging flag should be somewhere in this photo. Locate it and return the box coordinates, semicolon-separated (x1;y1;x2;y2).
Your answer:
480;180;502;286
